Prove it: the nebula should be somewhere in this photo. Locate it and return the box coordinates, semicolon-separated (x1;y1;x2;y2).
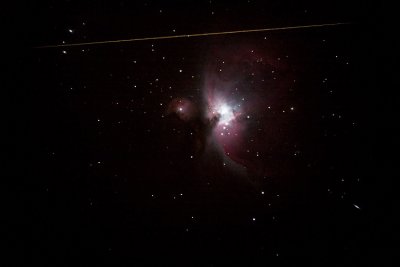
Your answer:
167;40;294;178
201;40;294;176
167;97;198;122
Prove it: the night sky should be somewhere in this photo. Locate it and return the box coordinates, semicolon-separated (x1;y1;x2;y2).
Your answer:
8;0;394;266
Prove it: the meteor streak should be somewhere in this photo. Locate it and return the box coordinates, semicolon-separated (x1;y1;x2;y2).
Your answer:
35;22;350;48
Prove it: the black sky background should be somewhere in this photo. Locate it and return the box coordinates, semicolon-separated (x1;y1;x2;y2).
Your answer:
6;1;397;266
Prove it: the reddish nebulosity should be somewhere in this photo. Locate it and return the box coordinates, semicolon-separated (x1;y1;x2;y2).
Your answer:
167;97;198;121
202;41;295;175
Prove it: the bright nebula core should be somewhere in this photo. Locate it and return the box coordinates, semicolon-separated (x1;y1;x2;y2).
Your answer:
206;95;243;154
214;102;235;125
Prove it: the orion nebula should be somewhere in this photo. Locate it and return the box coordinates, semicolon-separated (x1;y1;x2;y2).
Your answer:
168;41;295;180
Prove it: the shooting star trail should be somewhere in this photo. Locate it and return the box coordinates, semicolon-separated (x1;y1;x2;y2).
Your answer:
35;22;351;49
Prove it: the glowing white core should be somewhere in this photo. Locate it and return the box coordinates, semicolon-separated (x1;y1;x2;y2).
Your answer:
216;103;235;125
